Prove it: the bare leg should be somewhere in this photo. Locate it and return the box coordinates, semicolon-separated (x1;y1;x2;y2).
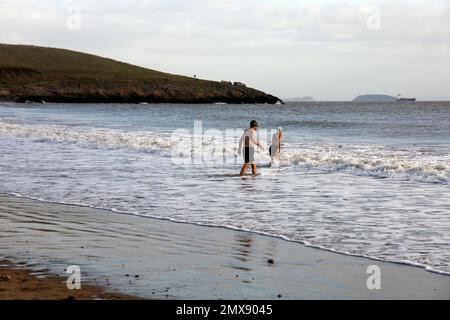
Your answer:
251;164;257;175
240;163;249;176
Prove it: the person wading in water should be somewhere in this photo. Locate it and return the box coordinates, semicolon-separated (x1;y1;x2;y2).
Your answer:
269;127;283;165
238;120;263;176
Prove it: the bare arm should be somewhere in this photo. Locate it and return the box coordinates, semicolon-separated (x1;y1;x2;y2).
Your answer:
250;130;263;148
238;129;248;154
278;133;283;153
238;133;244;154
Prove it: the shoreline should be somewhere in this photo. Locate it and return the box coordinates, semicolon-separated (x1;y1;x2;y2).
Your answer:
1;193;449;299
0;97;281;105
5;192;449;278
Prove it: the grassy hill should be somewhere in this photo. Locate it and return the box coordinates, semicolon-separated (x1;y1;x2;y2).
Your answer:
0;44;279;104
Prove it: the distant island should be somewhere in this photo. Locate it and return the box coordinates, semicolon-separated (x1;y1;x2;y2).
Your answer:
353;94;397;102
284;96;316;102
0;44;280;104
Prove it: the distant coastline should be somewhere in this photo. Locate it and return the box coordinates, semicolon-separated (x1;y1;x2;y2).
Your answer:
284;96;316;102
0;44;280;104
353;94;397;102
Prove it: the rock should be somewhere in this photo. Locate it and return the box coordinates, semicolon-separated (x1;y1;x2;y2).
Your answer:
0;275;11;281
267;259;274;264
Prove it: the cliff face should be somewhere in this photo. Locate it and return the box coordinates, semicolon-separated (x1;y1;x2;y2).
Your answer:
0;44;280;104
1;77;280;104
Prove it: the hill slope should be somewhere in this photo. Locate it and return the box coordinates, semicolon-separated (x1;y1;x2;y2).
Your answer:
0;44;280;104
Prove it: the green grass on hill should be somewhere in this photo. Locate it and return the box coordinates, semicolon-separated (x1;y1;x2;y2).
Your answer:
0;44;194;82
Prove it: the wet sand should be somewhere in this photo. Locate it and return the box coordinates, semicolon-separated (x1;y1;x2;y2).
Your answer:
0;194;449;299
0;259;137;300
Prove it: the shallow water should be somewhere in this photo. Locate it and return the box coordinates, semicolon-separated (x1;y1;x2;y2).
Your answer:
2;195;449;299
0;102;449;274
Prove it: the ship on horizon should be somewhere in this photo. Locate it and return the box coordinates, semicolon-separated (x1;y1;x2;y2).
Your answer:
397;94;416;102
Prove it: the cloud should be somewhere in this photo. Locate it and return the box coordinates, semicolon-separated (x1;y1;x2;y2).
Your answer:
1;0;449;100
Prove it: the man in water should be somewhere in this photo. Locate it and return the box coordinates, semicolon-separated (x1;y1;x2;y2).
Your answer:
238;120;263;176
269;127;283;165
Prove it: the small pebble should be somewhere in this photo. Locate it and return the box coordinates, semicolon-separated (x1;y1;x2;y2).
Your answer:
0;275;11;281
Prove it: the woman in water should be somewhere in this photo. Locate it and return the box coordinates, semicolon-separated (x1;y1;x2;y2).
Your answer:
269;127;283;165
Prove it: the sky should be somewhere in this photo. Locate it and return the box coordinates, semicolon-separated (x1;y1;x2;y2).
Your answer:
1;0;449;100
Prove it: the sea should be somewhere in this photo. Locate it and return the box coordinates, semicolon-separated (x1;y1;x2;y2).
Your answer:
0;101;449;275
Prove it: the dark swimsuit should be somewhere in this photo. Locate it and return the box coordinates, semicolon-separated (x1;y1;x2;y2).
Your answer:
243;129;255;164
244;146;255;164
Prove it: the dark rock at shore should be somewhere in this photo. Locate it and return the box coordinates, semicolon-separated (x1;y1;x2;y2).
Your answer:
1;78;280;104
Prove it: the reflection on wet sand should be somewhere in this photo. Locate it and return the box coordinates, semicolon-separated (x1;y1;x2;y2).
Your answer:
1;194;449;299
228;233;279;284
231;233;253;263
229;233;255;284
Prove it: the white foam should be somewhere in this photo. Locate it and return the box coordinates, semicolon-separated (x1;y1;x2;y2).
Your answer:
0;120;174;155
4;191;450;277
1;120;449;184
279;145;450;184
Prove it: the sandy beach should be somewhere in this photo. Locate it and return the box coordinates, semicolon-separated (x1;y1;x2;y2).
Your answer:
2;0;450;305
1;193;449;300
0;259;137;300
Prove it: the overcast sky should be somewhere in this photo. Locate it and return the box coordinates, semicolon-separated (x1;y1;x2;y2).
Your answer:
1;0;449;100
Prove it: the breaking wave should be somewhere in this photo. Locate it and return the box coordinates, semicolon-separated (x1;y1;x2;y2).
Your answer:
1;120;449;184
